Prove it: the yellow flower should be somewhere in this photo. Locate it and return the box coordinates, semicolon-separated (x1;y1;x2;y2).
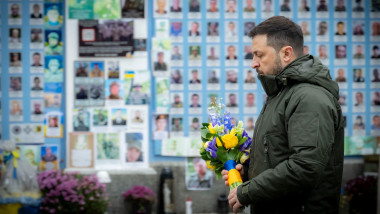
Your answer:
203;141;209;149
206;160;215;170
216;137;223;147
222;129;238;149
208;123;216;134
240;153;249;164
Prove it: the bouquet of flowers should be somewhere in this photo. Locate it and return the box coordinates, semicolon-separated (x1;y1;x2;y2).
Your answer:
37;170;108;214
122;185;156;213
200;99;252;190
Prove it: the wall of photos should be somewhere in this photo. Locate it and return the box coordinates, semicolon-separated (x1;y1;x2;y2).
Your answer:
1;0;65;170
150;0;380;157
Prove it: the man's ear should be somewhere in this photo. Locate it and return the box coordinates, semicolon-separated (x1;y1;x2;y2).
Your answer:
281;46;294;64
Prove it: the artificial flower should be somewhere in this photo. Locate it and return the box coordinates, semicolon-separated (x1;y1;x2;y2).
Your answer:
222;129;238;149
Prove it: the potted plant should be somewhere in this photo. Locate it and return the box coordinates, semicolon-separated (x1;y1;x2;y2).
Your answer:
122;185;156;214
37;170;109;214
344;175;377;214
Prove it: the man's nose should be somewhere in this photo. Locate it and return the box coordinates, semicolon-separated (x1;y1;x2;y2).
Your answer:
251;59;259;69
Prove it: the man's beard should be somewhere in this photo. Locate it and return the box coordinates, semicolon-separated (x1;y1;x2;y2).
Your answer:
257;54;283;75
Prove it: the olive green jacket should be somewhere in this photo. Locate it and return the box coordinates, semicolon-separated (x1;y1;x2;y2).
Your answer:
237;55;344;214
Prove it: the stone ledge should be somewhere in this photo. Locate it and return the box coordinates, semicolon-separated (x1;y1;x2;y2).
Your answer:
64;167;157;175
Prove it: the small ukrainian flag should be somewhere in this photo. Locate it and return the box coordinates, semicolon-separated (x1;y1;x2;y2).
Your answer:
124;71;135;78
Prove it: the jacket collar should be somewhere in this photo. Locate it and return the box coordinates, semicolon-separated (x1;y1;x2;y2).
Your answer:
258;55;311;97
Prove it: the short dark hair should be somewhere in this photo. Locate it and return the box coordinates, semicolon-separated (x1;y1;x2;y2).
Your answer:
248;16;303;57
373;45;379;50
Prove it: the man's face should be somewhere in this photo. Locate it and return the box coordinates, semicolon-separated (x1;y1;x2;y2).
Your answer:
192;49;198;56
248;119;253;127
247;0;253;7
46;147;52;155
227;71;236;81
247;94;254;106
338;69;344;78
33;54;41;64
174;119;180;126
319;22;327;34
157;0;166;10
228;23;235;31
34;103;41;111
34;78;40;86
356;70;362;78
303;46;309;54
192;71;198;79
156;118;167;130
135;111;141;118
173;0;179;7
356;46;362;54
356;93;363;103
192;95;199;105
374;116;380;126
264;0;271;10
374;70;379;78
319;45;326;56
110;84;119;95
174;47;179;54
210;0;217;8
127;147;141;162
11;4;19;15
251;34;283;75
229;95;236;104
158;53;164;62
134;85;141;92
336;46;346;58
116;110;122;118
191;23;198;32
337;23;344;33
374;48;379;56
12;29;19;38
47;9;59;22
228;1;235;10
194;160;206;176
174;96;180;103
228;46;235;56
301;22;308;31
33;4;40;13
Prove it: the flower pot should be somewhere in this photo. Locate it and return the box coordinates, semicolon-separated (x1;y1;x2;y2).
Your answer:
125;201;152;214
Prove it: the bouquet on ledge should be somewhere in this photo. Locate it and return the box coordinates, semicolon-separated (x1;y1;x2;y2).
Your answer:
200;99;252;190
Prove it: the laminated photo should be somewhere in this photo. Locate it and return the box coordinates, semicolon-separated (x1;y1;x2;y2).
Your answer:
121;0;145;18
69;132;94;168
44;111;63;138
20;145;41;172
30;3;44;25
73;108;90;132
41;145;59;171
96;133;120;160
186;157;212;190
124;70;150;105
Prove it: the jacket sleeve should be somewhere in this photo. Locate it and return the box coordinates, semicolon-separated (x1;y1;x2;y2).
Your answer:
237;87;338;205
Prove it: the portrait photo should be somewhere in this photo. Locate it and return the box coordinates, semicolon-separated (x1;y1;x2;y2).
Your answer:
208;69;220;84
44;3;63;29
105;80;124;100
93;109;108;126
44;56;63;82
189;93;201;108
171;117;183;132
186;157;212;190
31;52;43;67
126;133;144;162
111;108;127;126
96;133;120;160
73;109;90;132
153;114;169;140
40;145;59;171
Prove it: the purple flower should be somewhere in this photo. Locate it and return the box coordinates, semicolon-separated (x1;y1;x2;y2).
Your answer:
224;111;234;131
206;137;218;159
240;130;253;151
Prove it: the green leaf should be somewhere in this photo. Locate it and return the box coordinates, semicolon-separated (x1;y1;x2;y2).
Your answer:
201;153;210;160
215;164;224;172
216;147;228;163
206;133;215;139
238;137;247;146
201;128;210;139
215;171;222;179
202;123;210;127
201;136;209;143
228;148;239;161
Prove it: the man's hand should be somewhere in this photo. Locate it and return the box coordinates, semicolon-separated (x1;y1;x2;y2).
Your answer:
228;187;243;213
222;164;243;186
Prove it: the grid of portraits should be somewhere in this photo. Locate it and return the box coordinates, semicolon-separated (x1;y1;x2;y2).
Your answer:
1;0;65;171
152;0;380;155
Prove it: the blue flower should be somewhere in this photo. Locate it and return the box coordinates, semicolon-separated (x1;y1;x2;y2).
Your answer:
224;111;234;131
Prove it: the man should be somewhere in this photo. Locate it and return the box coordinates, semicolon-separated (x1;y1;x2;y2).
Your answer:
128;84;149;104
31;28;43;43
371;45;380;59
226;22;237;37
318;21;328;35
189;22;200;36
317;0;328;11
10;3;21;18
372;69;380;82
32;102;43;115
245;93;255;107
108;82;121;99
303;45;309;55
154;52;168;71
335;68;346;82
126;136;143;162
353;69;365;82
190;94;201;108
299;0;310;12
373;92;380;106
226;70;237;83
132;110;143;123
189;46;201;60
31;4;42;19
156;0;167;14
189;0;200;12
355;91;364;107
42;147;57;162
171;118;183;132
223;16;344;213
187;158;212;189
89;63;103;77
300;21;310;36
335;45;346;59
245;70;256;83
9;28;21;43
32;77;43;91
207;46;219;60
112;109;127;125
226;0;236;13
353;0;364;12
263;0;272;12
335;0;346;11
208;0;219;12
335;21;346;35
318;45;328;59
190;117;200;132
10;52;21;67
31;52;42;67
353;45;364;59
76;86;88;100
170;0;182;12
171;94;183;108
226;45;237;60
372;115;380;130
45;5;61;28
95;111;107;126
227;93;237;107
208;22;219;36
244;0;255;12
171;46;182;60
280;0;291;12
208;70;219;83
189;69;201;84
170;22;182;37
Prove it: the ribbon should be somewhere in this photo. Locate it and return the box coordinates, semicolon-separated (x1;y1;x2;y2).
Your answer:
224;160;243;190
